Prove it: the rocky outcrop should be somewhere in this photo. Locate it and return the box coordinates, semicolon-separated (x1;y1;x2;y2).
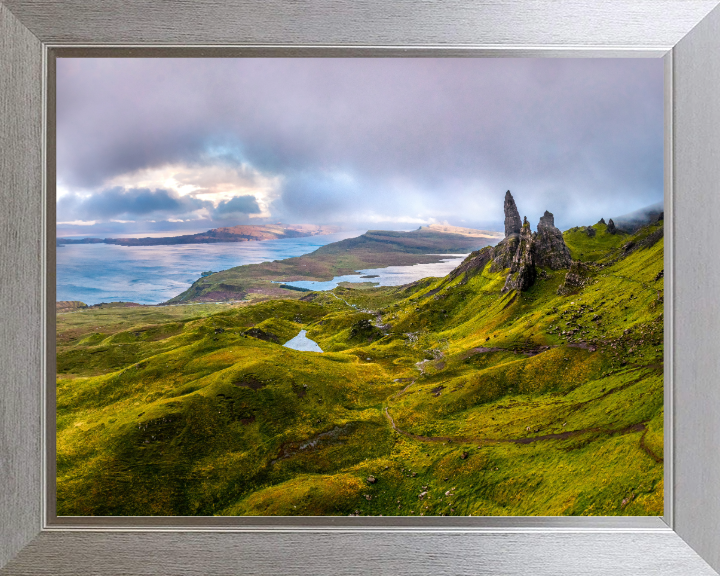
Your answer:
447;246;494;282
557;261;594;295
537;210;555;229
489;236;519;272
585;227;596;237
243;328;280;343
449;191;574;294
598;218;606;225
620;223;664;256
534;211;572;270
502;217;536;293
607;219;617;234
503;190;522;237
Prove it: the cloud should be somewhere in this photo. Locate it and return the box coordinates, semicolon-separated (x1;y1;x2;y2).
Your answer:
56;58;663;233
57;186;210;222
211;195;262;219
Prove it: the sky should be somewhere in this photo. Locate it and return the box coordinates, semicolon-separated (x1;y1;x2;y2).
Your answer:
56;58;664;237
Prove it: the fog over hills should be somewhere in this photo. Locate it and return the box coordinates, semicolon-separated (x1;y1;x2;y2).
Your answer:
611;201;664;233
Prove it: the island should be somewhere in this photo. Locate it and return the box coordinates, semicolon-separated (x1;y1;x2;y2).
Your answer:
56;223;340;247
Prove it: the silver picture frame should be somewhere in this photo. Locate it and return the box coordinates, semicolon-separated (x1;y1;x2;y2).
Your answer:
2;1;720;573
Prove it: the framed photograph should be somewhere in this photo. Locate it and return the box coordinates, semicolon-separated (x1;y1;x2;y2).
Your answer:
2;1;720;574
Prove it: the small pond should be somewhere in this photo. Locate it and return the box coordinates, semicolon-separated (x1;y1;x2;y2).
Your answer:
283;329;323;353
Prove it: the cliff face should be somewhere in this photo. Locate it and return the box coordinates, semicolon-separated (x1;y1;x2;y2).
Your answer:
489;236;519;272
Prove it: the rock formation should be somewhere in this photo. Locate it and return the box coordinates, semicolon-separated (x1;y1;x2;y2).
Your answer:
557;261;594;295
585;227;596;237
534;211;572;270
491;191;522;272
447;246;494;283
598;218;606;225
607;218;617;234
538;210;555;229
449;191;574;294
502;217;536;293
490;236;519;272
503;190;522;237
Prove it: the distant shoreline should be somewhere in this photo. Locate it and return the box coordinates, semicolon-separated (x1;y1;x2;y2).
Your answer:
56;223;340;247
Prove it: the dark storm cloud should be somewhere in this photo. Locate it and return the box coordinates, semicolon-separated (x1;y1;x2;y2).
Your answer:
212;195;261;218
58;187;209;221
57;58;663;232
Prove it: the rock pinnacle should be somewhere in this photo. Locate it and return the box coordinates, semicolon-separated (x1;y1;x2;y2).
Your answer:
504;191;522;237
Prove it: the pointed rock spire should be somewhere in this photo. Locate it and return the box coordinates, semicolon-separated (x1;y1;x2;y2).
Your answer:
607;218;617;234
503;190;522;237
538;210;555;229
534;210;572;270
502;218;536;293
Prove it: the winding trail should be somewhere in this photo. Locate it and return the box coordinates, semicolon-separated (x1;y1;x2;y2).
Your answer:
326;287;661;461
382;358;662;458
329;291;358;309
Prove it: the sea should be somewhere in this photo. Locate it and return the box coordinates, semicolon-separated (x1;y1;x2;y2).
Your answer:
56;231;469;306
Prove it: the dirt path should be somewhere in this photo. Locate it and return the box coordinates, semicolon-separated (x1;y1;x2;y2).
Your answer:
390;379;416;399
329;292;356;308
383;406;647;448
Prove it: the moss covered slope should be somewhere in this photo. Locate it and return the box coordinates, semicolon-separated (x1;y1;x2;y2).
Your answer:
57;221;663;516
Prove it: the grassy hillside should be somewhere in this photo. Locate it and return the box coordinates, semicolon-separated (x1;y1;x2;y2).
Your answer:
167;225;502;304
56;221;663;516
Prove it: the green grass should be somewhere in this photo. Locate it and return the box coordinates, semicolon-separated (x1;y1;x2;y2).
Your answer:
563;223;627;262
56;222;664;516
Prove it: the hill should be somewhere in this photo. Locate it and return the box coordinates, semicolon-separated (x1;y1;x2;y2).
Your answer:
55;194;663;517
611;202;664;233
167;224;503;303
56;223;339;247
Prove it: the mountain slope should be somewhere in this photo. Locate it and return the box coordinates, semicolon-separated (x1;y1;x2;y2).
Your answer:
56;220;663;516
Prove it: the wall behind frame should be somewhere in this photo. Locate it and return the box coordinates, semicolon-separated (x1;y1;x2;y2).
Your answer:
672;4;720;573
